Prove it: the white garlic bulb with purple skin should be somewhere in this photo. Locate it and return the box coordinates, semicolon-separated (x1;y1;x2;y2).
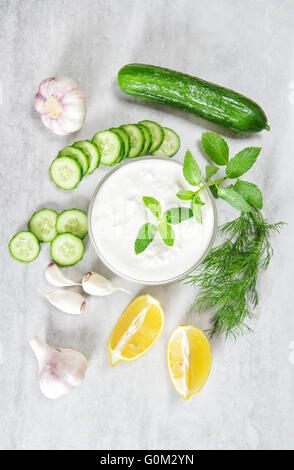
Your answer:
34;77;87;135
30;336;88;399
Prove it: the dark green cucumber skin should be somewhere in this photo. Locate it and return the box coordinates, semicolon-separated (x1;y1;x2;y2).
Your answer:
118;64;269;133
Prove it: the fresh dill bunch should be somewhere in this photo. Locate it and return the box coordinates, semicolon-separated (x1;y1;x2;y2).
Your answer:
186;209;284;338
180;132;284;338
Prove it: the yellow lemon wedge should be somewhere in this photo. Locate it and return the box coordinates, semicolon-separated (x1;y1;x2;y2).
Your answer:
167;325;211;400
109;294;165;366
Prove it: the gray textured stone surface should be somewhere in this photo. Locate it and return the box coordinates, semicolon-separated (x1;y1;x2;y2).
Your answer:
0;0;293;450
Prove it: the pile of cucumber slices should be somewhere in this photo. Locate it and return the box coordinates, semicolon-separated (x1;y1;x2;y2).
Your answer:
9;209;87;265
49;120;180;190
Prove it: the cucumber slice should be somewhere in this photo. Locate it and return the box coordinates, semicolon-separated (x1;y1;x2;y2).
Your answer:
49;156;82;190
120;124;145;158
107;129;125;164
56;209;88;239
109;127;130;159
73;140;100;174
9;231;40;262
58;146;89;175
51;233;85;266
137;120;164;153
137;123;152;155
92;130;123;165
152;127;180;157
29;209;58;242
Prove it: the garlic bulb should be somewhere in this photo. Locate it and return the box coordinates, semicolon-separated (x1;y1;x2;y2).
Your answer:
34;77;86;135
41;289;86;315
30;335;88;399
45;262;81;287
82;271;131;296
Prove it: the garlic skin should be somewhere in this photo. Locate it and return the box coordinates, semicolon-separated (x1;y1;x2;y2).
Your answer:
41;289;86;315
45;262;81;287
30;335;88;399
34;77;86;135
82;271;131;296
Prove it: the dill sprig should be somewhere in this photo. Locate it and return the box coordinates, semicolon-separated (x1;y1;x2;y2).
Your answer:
186;210;284;338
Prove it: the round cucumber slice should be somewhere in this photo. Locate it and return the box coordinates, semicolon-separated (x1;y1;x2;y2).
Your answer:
73;140;100;174
152;127;180;157
9;231;40;262
92;130;123;165
137;123;152;155
56;209;88;239
51;233;85;266
49;156;82;190
107;129;125;164
29;209;58;242
120;124;145;157
137;120;164;153
58;146;89;175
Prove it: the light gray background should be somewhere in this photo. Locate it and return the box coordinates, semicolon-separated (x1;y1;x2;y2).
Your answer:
0;0;293;450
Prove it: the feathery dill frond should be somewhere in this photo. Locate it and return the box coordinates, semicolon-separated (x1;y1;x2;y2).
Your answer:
186;210;284;338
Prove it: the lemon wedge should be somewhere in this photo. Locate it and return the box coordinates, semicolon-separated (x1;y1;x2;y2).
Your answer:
167;325;211;399
109;294;165;366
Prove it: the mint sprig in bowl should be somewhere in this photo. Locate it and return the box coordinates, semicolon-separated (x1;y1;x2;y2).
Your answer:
88;156;217;285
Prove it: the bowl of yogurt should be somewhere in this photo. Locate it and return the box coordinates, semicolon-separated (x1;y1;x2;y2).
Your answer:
88;157;217;285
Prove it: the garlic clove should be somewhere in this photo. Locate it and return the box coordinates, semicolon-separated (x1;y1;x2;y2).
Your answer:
34;93;46;115
62;87;86;105
41;114;67;135
41;289;86;315
34;77;86;135
51;76;77;99
30;335;88;399
45;262;81;287
38;77;55;98
82;271;131;296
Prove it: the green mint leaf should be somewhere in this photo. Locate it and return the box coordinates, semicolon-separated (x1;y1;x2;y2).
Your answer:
158;221;175;246
209;185;219;199
164;207;193;224
226;147;261;178
218;187;252;213
205;165;219;181
183;150;202;186
143;196;162;218
192;194;205;206
191;195;204;223
134;223;157;255
176;190;194;201
201;132;229;165
234;180;263;209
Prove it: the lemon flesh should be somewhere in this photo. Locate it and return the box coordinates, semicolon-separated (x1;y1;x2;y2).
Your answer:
109;294;164;365
167;325;211;399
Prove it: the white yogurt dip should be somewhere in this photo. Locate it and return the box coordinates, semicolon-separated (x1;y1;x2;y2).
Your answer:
89;158;216;284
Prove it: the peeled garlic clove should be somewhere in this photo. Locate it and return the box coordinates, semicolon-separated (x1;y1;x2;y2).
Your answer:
34;77;86;135
45;262;81;287
41;289;86;315
30;335;88;399
82;271;131;296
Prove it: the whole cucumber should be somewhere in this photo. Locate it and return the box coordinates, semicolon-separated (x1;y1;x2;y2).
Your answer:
118;64;269;133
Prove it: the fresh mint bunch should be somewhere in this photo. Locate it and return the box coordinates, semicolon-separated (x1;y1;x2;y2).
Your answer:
134;197;193;254
135;131;265;256
176;132;263;222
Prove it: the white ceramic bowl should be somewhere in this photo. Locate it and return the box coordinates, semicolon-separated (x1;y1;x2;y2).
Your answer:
88;156;217;285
